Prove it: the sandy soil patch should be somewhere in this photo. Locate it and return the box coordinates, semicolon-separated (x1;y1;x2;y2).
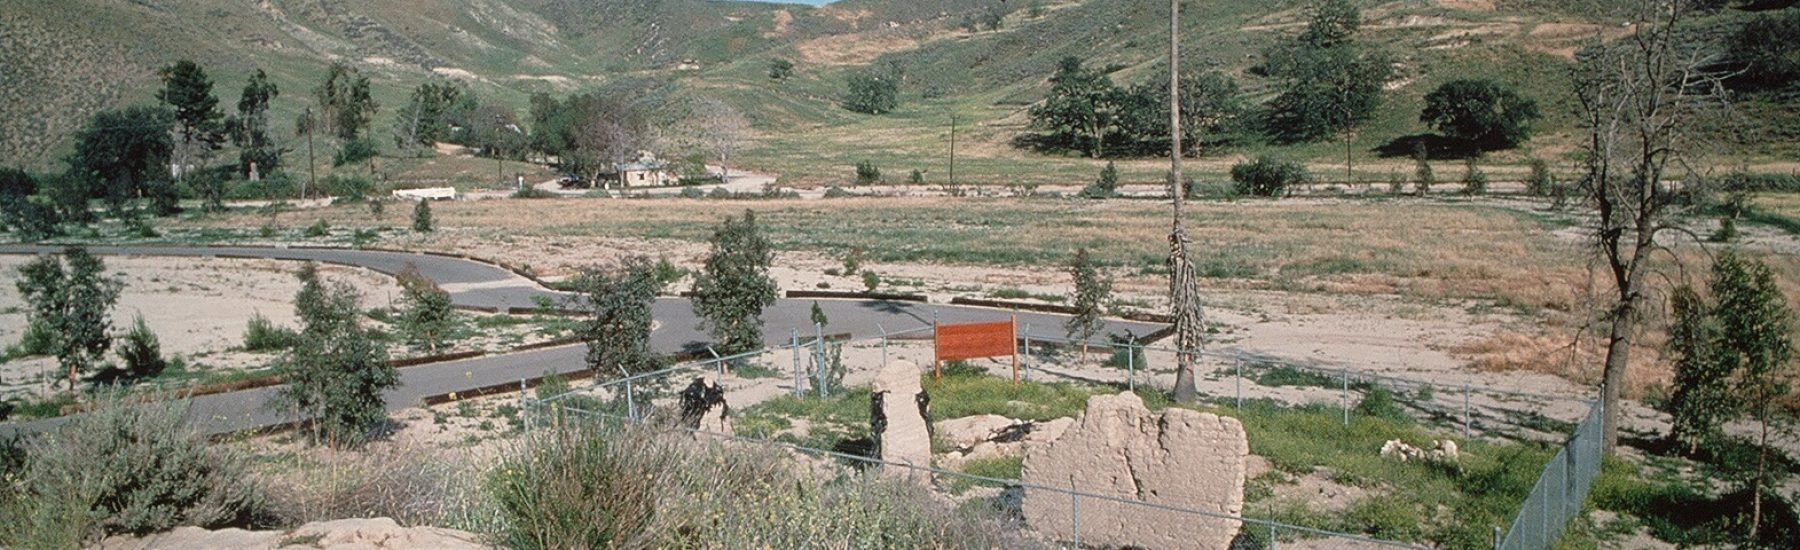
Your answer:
0;256;399;400
795;30;919;65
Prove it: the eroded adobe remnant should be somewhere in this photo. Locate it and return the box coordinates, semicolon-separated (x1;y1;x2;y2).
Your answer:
1021;392;1248;550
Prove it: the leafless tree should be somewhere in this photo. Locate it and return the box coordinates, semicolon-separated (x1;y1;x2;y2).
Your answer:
1574;0;1731;454
689;97;748;182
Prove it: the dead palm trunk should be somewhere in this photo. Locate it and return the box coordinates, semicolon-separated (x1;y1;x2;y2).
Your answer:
1168;0;1202;403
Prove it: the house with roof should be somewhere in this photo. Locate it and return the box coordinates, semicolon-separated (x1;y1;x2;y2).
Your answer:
616;151;673;187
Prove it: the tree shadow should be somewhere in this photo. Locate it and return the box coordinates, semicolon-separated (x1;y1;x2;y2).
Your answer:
1374;133;1487;160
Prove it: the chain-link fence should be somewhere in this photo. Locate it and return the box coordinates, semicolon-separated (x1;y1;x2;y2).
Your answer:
1496;403;1605;550
523;324;1602;549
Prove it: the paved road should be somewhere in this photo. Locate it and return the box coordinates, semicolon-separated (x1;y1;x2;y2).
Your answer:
0;245;1162;436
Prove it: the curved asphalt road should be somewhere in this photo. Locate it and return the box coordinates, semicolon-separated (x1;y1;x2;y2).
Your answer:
0;245;1162;437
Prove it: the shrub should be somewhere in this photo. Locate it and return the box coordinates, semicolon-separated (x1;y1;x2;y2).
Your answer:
332;137;378;167
0;394;266;547
303;219;330;237
679;186;704;199
908;169;924;184
107;315;167;382
368;199;386;218
861;270;881;292
1230;155;1309;197
854;160;881;184
1461;158;1488;195
243;313;299;351
1354;386;1412;424
823;186;853;198
1413;143;1434;194
412;199;433;232
320;175;373;202
487;424;1044;550
1526;158;1553;196
1080;161;1119;198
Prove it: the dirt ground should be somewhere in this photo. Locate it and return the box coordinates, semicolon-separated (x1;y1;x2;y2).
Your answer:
0;257;400;401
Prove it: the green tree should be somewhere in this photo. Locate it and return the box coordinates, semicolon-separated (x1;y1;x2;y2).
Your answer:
1117;69;1247;154
1526;158;1553;196
15;247;123;391
810;300;829;328
395;266;454;354
692;210;777;354
1706;250;1793;536
1421;79;1542;149
392;80;465;154
315;62;378;142
855;160;881;184
157;60;225;190
230;69;281;180
68;106;174;218
843;72;899;115
570;257;663;376
0;168;54;239
1727;9;1800;92
1028;57;1121;157
413;199;433;232
271;264;396;448
1665;285;1731;455
1064;248;1111;353
1263;0;1393;151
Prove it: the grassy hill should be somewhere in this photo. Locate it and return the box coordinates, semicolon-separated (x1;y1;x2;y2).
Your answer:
2;0;1791;183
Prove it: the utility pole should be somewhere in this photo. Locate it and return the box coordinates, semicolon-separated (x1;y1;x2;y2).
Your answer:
948;114;957;189
303;107;316;200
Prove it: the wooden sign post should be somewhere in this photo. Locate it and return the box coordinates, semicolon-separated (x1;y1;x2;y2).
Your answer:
932;315;1019;385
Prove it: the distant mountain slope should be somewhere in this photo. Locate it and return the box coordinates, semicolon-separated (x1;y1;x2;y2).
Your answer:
0;0;1786;172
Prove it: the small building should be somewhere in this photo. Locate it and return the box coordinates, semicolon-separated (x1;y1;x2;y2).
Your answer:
616;152;673;187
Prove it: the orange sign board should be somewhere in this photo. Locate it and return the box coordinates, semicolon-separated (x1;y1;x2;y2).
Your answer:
933;317;1018;383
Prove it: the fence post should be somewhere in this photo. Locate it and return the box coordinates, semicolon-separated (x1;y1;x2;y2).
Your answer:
1493;526;1502;550
1070;478;1080;547
625;377;637;423
791;330;802;397
815;321;827;398
1464;383;1472;438
1126;343;1136;392
1234;353;1243;410
1342;366;1350;427
878;324;888;367
1022;327;1033;382
520;377;530;434
1269;522;1276;550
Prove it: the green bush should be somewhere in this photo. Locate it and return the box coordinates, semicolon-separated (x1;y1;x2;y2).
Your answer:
303;219;330;238
823;186;854;198
1353;386;1412;424
1230;155;1309;197
320;175;374;202
412;199;434;233
1526;158;1553;196
108;315;167;382
242;313;299;351
487;424;1041;549
679;186;704;199
0;395;266;547
861;270;880;292
332;137;378;167
1460;158;1488;196
854;160;881;184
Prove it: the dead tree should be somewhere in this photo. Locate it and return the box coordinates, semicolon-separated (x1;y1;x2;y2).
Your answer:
1574;0;1730;453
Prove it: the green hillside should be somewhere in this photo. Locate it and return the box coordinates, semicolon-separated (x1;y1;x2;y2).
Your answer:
2;0;1792;182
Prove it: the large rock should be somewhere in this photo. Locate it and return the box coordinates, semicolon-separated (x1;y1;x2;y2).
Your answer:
92;517;487;549
871;360;931;474
1020;392;1248;550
